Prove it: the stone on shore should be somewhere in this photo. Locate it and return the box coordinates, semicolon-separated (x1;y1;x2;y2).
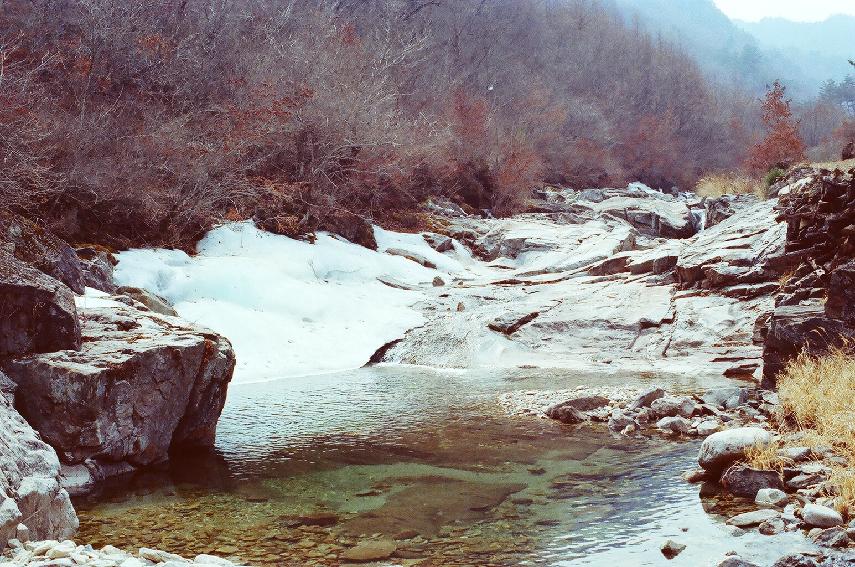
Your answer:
801;503;843;528
628;387;665;411
698;427;773;473
340;539;397;562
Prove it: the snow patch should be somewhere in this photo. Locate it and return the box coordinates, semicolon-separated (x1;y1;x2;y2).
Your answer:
114;222;445;383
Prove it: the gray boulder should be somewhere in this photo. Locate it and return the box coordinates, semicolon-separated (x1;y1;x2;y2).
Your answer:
698;427;773;473
700;387;748;410
726;509;780;527
0;374;77;549
76;247;117;293
755;488;789;508
546;403;587;425
801;503;844;528
0;252;81;357
811;526;849;548
4;298;235;477
717;558;760;567
772;554;819;567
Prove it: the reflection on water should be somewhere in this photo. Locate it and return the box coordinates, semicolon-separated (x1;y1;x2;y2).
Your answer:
74;367;813;566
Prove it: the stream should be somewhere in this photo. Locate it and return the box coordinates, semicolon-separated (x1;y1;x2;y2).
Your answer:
73;367;813;566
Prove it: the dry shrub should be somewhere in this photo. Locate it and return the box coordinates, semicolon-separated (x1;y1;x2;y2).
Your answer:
694;174;765;199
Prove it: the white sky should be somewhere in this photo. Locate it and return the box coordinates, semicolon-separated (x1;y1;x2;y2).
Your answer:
713;0;855;22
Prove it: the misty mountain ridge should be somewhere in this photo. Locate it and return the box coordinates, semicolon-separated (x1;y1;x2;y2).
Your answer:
611;0;854;98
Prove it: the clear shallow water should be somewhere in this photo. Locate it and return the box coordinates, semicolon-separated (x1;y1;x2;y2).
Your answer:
74;366;813;566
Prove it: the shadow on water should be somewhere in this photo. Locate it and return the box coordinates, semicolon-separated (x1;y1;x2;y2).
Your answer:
74;366;813;566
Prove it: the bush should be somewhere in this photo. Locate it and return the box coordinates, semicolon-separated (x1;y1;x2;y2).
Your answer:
764;167;786;187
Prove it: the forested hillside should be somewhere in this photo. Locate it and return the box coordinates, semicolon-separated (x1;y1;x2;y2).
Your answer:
1;0;758;249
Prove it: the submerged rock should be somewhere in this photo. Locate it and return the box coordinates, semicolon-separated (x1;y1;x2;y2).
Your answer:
4;298;235;478
341;539;397;562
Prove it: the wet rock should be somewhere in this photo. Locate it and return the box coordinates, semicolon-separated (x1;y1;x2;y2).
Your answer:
726;509;780;527
801;503;844;528
720;465;784;497
607;410;636;432
755;488;789;508
545;403;587;425
432;276;445;287
811;526;849;548
115;286;178;317
4;299;235;475
0;252;82;357
656;416;691;435
0;382;78;548
698;427;773;473
772;554;820;567
341;539;397;562
385;248;436;269
551;395;611;412
660;539;686;559
293;512;339;527
628;386;665;411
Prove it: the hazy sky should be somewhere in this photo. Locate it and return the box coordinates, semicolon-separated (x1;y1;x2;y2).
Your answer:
713;0;855;22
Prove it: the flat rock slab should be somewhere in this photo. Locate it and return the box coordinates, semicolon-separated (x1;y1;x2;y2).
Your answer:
341;540;397;562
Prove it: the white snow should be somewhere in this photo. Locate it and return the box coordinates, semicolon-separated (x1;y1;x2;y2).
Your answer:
114;221;455;383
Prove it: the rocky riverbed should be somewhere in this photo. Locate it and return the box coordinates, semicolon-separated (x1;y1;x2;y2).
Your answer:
2;168;855;565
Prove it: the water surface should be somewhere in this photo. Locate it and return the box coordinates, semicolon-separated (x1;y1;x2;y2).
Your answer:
75;367;813;566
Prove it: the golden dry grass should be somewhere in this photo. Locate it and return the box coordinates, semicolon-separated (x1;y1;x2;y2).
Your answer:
694;173;766;199
808;157;855;171
765;348;855;514
745;440;789;472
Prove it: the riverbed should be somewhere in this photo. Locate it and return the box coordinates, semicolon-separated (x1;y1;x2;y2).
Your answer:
73;367;814;566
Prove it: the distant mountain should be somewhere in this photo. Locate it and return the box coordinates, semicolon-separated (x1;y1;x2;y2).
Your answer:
737;15;855;84
609;0;841;98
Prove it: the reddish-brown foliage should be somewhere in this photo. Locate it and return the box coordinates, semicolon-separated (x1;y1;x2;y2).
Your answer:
747;81;806;172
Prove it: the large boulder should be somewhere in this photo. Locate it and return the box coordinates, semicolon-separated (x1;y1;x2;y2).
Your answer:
0;372;77;549
0;211;84;294
0;252;82;357
698;427;773;474
4;297;235;476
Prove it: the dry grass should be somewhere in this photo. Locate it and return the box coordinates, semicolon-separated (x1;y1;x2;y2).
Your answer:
694;173;766;199
775;348;855;513
745;440;789;473
808;158;855;171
